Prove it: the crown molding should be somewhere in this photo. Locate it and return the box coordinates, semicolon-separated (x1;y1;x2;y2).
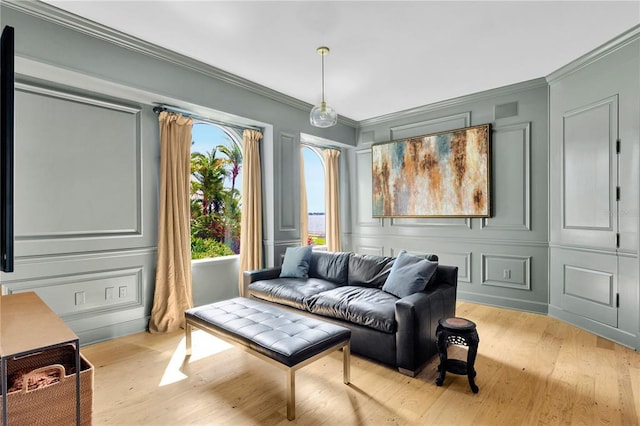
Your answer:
1;0;359;128
546;24;640;84
359;77;548;128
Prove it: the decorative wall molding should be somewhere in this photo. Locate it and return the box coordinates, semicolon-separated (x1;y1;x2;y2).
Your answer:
561;95;617;232
278;132;298;233
16;82;141;113
388;112;471;140
547;24;640;84
351;232;547;248
481;122;531;231
14;83;143;241
562;265;614;305
354;149;381;228
442;251;472;283
549;243;619;257
481;253;531;290
389;217;472;229
3;266;144;321
360;78;547;127
355;245;384;256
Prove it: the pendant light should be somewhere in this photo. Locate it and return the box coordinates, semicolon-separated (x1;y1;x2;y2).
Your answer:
310;46;338;128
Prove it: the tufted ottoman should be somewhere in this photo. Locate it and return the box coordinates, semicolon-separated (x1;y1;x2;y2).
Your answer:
185;297;351;420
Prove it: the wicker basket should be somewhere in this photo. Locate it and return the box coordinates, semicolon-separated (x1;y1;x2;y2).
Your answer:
1;345;93;425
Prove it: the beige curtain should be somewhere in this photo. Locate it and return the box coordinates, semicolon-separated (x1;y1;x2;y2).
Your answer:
323;148;341;252
149;111;194;333
300;147;309;246
238;129;264;295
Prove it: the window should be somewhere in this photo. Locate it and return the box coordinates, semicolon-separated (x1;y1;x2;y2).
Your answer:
302;146;325;246
190;122;242;259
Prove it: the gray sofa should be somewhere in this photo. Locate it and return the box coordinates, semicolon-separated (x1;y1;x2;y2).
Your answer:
243;251;458;376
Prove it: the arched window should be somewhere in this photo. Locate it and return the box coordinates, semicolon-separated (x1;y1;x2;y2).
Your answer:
190;122;243;259
302;146;325;246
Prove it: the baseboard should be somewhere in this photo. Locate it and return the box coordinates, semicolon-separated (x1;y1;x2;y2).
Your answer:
548;305;639;350
457;291;548;315
77;316;149;346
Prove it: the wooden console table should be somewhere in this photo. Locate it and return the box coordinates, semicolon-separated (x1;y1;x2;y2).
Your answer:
0;292;81;426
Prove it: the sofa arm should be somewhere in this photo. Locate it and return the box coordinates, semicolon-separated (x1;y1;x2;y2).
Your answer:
242;267;282;297
394;276;457;375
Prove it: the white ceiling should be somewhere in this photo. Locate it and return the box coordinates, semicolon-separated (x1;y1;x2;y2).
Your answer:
42;1;640;122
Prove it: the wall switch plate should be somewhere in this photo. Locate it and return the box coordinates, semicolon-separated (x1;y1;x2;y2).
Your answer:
75;291;85;305
119;286;127;298
503;269;511;279
105;287;114;300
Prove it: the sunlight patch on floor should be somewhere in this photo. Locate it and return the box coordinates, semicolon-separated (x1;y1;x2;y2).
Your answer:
159;329;233;386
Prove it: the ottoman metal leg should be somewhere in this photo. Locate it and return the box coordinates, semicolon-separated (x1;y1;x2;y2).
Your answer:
287;369;295;420
185;322;193;356
343;342;351;384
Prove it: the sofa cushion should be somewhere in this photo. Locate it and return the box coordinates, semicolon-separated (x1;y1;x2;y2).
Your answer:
348;253;395;288
280;245;313;278
382;250;438;298
248;278;339;310
308;251;350;285
307;286;398;333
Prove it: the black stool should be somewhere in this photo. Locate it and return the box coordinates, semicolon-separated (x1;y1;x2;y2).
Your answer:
435;317;479;393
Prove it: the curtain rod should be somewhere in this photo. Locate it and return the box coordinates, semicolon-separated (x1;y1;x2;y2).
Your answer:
152;105;263;132
301;141;342;152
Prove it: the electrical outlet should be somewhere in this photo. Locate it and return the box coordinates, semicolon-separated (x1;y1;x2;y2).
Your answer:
105;287;114;300
503;269;511;280
119;286;127;298
75;291;85;305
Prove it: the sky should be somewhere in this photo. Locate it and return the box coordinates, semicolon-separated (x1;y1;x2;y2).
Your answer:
191;122;326;213
302;147;325;213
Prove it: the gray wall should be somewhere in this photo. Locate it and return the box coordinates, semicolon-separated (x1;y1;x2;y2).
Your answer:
548;31;640;349
349;26;640;350
0;2;356;344
1;2;638;351
351;81;550;313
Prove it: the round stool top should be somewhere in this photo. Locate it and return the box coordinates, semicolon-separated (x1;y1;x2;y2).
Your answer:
439;317;476;331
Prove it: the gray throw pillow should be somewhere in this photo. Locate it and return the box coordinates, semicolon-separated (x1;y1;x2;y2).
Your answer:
280;245;313;278
382;250;438;298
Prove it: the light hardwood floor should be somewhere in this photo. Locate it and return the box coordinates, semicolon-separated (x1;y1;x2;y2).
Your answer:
81;302;640;425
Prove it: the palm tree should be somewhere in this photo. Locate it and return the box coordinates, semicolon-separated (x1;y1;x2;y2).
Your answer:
191;149;226;216
217;143;243;253
191;148;228;243
217;143;242;193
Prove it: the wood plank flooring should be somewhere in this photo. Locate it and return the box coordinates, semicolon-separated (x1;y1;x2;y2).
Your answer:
81;302;640;425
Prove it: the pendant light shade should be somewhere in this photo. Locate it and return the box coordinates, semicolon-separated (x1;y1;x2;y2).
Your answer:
310;46;337;128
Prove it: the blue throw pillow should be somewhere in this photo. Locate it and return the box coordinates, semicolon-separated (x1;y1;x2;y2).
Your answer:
280;245;313;278
382;250;438;298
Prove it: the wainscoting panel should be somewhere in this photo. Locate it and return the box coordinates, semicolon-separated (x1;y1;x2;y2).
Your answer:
481;122;531;231
437;251;472;283
1;248;156;344
481;254;531;290
550;247;618;328
5;267;142;320
350;234;548;312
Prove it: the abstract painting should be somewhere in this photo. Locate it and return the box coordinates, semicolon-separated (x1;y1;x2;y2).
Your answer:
372;124;491;218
